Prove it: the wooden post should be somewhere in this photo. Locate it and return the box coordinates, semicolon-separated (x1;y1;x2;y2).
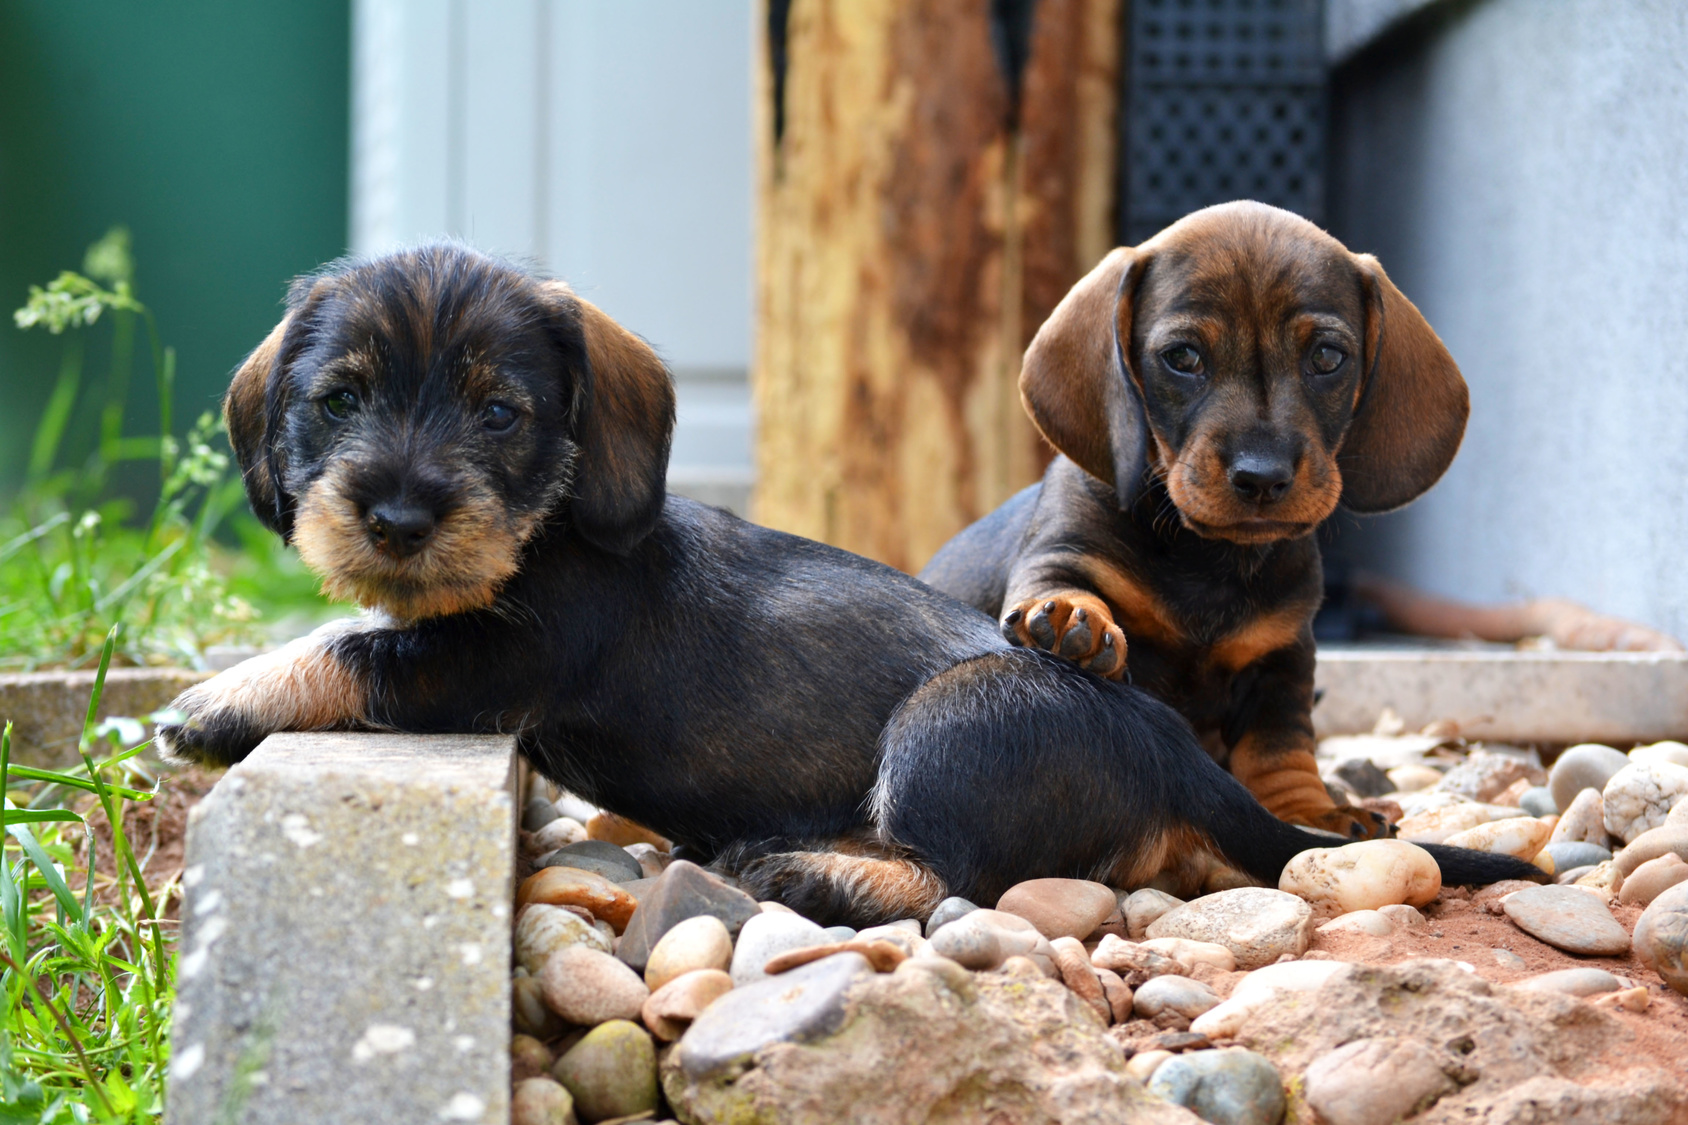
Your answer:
753;0;1120;572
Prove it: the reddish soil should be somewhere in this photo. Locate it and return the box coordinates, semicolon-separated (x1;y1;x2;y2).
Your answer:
77;764;221;919
1308;887;1688;1087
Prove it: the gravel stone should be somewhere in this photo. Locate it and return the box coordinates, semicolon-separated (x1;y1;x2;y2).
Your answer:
1519;786;1558;817
1435;752;1542;803
523;796;562;831
528;816;588;855
518;866;638;932
641;967;735;1042
928;909;1055;973
539;946;650;1025
1502;884;1631;956
1549;744;1633;813
676;952;873;1081
1126;888;1184;939
1542;841;1611;872
822;925;858;942
515;903;613;974
551;1019;659;1123
1303;1037;1453;1125
511;1034;553;1082
1603;762;1688;843
923;896;978;937
1146;888;1314;970
1139;937;1237;972
1331;758;1392;798
1317;910;1397;938
1634;881;1688;995
1615;824;1688;875
1278;839;1441;915
623;842;671;879
995;878;1117;940
511;1076;577;1125
1440;817;1551;860
1631;741;1688;769
644;914;734;991
1147;1048;1285;1125
541;839;643;883
615;860;760;974
1619;854;1688;907
1133;975;1220;1021
730;912;829;985
1510;968;1623;997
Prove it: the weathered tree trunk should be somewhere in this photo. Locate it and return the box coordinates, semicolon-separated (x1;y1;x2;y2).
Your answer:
753;0;1121;573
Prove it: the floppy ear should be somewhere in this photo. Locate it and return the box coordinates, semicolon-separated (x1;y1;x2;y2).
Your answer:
557;290;675;553
1338;255;1470;513
223;314;294;536
1018;246;1151;509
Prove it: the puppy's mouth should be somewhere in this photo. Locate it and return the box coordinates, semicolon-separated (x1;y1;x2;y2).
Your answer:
1183;515;1315;544
292;463;537;621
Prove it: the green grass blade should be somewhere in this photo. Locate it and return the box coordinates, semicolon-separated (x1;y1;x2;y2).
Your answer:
26;341;84;483
0;811;80;826
0;513;72;568
0;767;149;802
1;815;81;927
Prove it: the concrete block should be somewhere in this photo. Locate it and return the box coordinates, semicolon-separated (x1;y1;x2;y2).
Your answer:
1314;646;1688;744
0;668;209;769
166;733;517;1125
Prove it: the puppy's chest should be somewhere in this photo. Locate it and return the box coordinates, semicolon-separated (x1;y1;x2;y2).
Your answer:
1107;570;1312;676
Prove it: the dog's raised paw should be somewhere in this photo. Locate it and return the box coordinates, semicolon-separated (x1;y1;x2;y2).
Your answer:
1001;593;1127;680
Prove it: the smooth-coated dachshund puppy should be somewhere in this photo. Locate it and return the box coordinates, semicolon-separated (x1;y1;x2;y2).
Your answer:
157;244;1531;925
922;202;1469;840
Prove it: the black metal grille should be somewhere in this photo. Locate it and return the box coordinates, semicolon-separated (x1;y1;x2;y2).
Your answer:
1121;0;1327;245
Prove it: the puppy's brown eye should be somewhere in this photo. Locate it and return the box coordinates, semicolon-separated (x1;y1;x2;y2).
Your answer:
1309;345;1346;375
1161;345;1205;376
322;390;359;420
482;402;519;432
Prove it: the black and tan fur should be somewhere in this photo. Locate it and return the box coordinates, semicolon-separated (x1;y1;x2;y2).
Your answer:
922;202;1469;839
159;244;1529;925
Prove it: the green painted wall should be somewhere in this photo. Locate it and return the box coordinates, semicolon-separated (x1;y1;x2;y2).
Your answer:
0;0;349;492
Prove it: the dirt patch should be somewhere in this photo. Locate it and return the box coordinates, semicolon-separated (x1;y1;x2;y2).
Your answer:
1307;888;1688;1088
77;764;222;918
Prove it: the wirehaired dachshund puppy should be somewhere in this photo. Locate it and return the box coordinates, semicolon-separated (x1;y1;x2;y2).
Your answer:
157;244;1531;925
922;201;1469;840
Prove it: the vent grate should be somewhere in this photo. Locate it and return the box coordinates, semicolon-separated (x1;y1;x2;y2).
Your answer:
1121;0;1327;245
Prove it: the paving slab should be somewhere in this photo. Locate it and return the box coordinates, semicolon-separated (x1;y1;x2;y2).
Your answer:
165;732;516;1125
0;668;210;769
1314;646;1688;743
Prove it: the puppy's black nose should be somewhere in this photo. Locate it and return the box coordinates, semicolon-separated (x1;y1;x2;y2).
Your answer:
1228;454;1295;504
367;503;436;557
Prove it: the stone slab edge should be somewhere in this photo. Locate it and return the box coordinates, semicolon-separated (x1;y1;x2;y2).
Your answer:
1315;648;1688;743
165;732;516;1125
0;668;210;769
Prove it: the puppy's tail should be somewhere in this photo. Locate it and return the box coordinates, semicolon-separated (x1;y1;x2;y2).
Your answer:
720;839;949;929
1195;773;1548;888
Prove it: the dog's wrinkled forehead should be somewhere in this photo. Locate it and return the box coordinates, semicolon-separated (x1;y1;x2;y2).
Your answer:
286;249;578;410
1138;208;1364;330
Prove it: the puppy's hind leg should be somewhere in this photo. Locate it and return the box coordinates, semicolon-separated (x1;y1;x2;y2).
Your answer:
730;840;948;929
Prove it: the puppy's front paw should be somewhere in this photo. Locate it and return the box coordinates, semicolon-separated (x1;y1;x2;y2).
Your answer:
154;684;268;768
1001;592;1127;679
154;629;369;767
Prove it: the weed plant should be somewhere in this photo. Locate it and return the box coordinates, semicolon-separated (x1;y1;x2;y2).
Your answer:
1;629;175;1122
1;227;328;672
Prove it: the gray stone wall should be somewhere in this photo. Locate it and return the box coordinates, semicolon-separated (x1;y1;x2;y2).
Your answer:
1327;0;1688;640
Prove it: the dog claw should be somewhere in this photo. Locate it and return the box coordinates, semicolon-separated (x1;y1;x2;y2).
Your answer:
1001;608;1025;645
1085;632;1123;676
